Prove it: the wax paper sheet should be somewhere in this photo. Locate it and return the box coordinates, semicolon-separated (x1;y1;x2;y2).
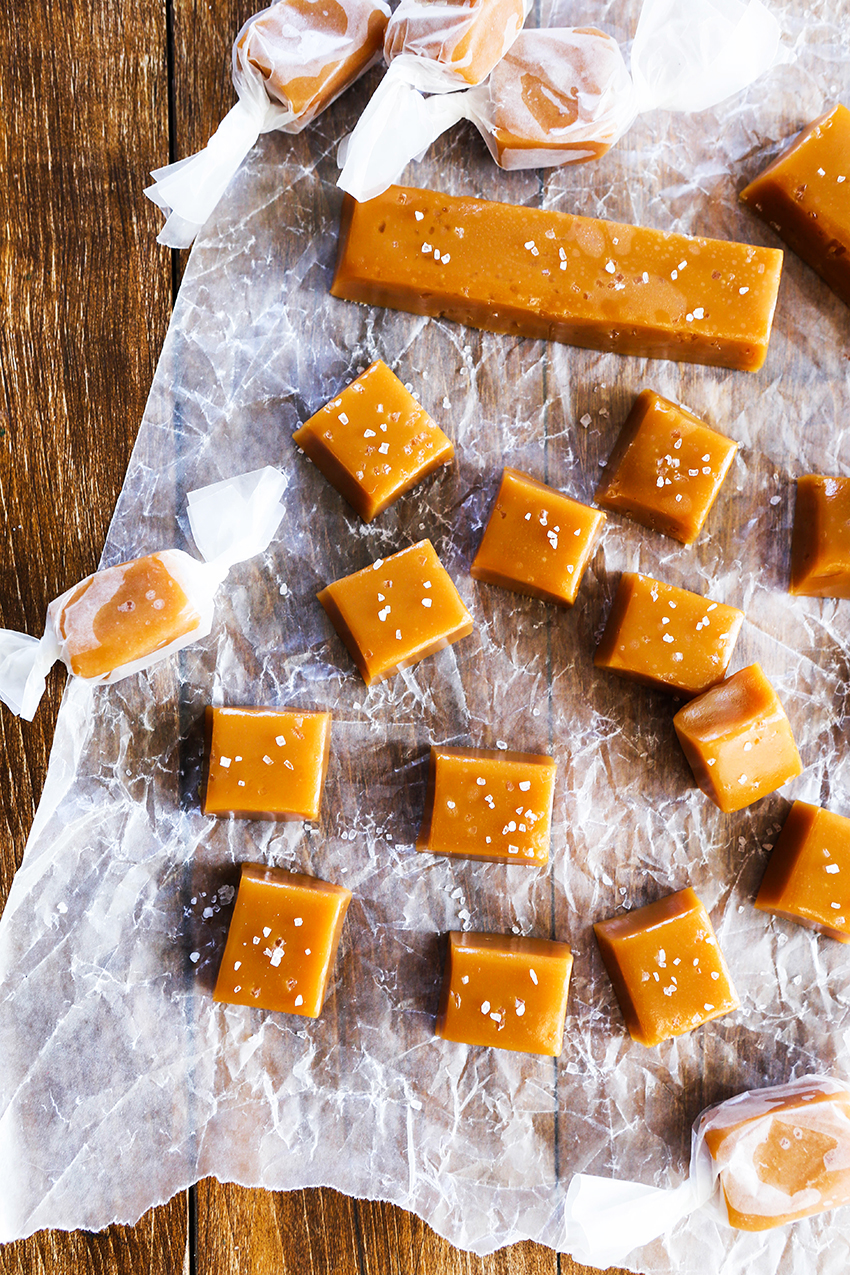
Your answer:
1;1;849;1269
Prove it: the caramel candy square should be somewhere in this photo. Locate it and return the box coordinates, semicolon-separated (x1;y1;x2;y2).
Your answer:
471;468;604;606
237;0;389;124
213;863;351;1017
673;664;802;814
594;572;744;697
436;930;573;1055
292;360;454;522
417;746;557;865
55;552;201;679
595;390;738;544
594;887;739;1047
317;540;473;685
203;707;331;821
484;27;629;169
755;801;850;942
790;475;850;598
384;0;526;87
701;1080;850;1231
741;104;850;308
331;186;784;372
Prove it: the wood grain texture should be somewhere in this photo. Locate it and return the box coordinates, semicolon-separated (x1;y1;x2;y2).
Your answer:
0;0;186;1271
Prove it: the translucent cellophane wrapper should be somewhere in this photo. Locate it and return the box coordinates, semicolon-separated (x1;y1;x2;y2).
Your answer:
384;0;529;86
2;0;850;1269
146;0;390;246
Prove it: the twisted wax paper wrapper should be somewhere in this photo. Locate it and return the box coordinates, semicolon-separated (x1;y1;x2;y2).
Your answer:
145;0;391;248
337;0;783;199
0;466;287;720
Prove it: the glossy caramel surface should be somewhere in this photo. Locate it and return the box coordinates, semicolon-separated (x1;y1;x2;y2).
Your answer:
594;572;743;696
331;186;784;371
741;104;850;307
317;539;473;685
56;552;200;679
239;0;388;120
417;745;557;865
790;474;850;598
756;801;850;942
471;467;604;606
594;887;739;1047
703;1086;850;1231
203;707;331;820
436;930;573;1055
213;863;351;1017
293;359;453;521
673;663;802;813
595;390;738;543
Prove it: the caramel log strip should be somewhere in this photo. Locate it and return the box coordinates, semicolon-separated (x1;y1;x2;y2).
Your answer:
331;186;784;371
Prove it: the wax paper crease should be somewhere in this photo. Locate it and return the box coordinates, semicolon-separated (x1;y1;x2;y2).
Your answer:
1;2;850;1270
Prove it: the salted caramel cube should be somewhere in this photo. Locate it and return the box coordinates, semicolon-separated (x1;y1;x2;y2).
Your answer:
701;1082;850;1231
417;746;556;865
790;475;850;598
292;360;454;522
471;468;604;606
203;707;331;821
594;573;744;697
317;540;472;685
755;801;850;942
213;863;351;1017
384;0;526;87
331;186;784;372
741;104;850;308
436;930;573;1055
237;0;389;124
673;664;802;814
595;390;738;544
484;28;630;169
594;887;739;1047
55;551;201;679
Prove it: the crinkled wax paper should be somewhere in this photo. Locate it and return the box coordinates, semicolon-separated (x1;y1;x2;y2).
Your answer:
1;1;849;1269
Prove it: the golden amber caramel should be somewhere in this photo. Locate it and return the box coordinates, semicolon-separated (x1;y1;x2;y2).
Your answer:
741;104;850;308
673;664;802;814
701;1083;850;1230
417;746;557;865
471;468;604;606
203;707;331;821
595;390;738;544
384;0;525;86
317;540;473;685
292;359;454;521
436;930;573;1055
755;801;850;942
56;552;201;679
790;475;850;598
594;887;739;1047
213;863;351;1017
486;28;626;167
594;572;743;697
331;186;784;371
239;0;389;120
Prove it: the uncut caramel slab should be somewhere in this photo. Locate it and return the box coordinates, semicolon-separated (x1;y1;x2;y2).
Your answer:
331;185;784;371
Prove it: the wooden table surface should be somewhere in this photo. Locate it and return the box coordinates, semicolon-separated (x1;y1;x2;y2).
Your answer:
0;2;630;1272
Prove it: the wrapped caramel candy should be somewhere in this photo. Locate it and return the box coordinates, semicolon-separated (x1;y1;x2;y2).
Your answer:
564;1076;850;1267
146;0;390;247
338;0;781;199
0;467;287;720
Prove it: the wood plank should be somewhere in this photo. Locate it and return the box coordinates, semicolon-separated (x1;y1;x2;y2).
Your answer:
0;0;182;1270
